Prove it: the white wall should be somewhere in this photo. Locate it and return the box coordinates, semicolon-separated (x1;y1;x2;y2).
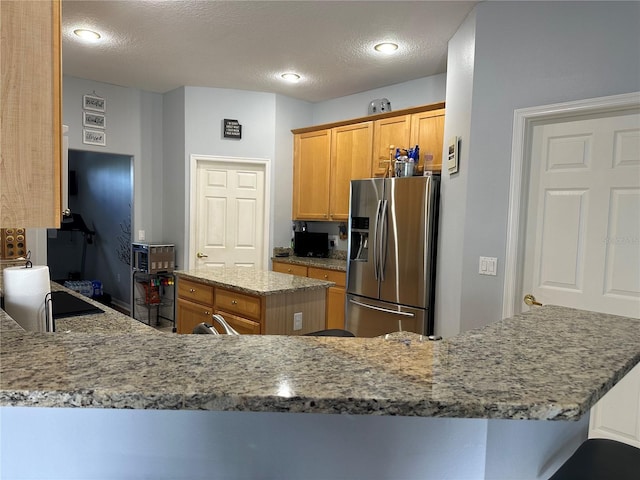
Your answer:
452;0;640;333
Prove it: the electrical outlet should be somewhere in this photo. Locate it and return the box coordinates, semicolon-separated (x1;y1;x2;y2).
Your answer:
293;312;303;330
328;234;338;248
138;230;145;241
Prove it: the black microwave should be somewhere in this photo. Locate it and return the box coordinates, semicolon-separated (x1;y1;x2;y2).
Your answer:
294;232;329;258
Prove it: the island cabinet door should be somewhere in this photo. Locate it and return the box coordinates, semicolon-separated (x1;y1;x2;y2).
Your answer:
177;298;213;334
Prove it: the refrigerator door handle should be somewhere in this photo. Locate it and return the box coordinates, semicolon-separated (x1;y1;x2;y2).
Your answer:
379;199;388;281
349;298;415;317
373;199;383;280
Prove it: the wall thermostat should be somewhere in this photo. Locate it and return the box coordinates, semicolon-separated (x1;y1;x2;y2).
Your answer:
447;136;459;174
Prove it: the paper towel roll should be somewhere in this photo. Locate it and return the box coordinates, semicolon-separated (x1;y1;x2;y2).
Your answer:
3;265;52;332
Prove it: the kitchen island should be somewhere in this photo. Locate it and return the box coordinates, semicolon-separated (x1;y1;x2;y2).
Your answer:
1;305;638;479
174;267;333;334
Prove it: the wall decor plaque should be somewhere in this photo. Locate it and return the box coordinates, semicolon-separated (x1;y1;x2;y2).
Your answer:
83;111;106;129
83;128;106;146
223;118;242;139
83;94;106;112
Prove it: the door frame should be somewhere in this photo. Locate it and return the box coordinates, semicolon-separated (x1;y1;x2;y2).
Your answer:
188;154;271;270
502;91;640;319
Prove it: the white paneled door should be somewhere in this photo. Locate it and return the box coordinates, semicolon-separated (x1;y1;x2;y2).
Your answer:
195;160;266;269
522;107;640;447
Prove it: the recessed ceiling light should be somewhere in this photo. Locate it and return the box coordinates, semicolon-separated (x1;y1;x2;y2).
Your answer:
73;29;101;41
374;42;399;54
281;73;301;83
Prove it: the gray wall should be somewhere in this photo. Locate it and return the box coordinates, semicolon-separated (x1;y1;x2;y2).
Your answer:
161;87;186;268
159;87;317;269
435;8;476;338
450;0;640;335
274;95;314;249
311;74;447;126
63;76;165;244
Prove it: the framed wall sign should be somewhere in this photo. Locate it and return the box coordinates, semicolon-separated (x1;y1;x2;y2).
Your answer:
223;118;242;139
83;111;106;129
83;128;106;146
83;94;106;112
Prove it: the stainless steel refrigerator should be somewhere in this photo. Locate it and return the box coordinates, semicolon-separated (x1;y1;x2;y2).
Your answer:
346;176;440;337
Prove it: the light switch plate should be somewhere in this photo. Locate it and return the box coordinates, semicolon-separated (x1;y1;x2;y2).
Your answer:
479;256;497;276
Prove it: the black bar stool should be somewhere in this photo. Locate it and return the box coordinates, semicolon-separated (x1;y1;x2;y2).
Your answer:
548;438;640;480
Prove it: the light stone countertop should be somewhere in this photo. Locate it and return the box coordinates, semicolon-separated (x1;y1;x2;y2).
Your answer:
1;305;638;420
0;282;157;335
175;267;334;295
271;255;347;272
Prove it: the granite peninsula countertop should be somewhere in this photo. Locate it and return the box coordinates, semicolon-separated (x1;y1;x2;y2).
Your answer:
0;282;157;335
1;305;639;420
175;267;334;295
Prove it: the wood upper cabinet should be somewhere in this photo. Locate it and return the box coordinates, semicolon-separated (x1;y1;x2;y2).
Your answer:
329;121;373;221
410;108;445;173
293;122;373;222
293;129;332;220
371;115;411;177
0;0;62;228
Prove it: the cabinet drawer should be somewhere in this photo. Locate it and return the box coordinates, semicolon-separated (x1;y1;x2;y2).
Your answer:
215;310;261;335
308;267;346;287
177;298;214;334
215;287;261;321
178;278;214;306
272;261;308;277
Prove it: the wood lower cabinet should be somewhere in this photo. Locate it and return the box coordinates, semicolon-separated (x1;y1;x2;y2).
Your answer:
1;0;62;228
307;266;347;331
177;298;214;334
326;287;347;331
272;262;309;276
274;262;347;331
176;277;216;334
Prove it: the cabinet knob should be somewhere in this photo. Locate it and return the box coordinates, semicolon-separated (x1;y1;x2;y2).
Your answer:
189;288;196;293
287;268;292;273
204;310;210;316
324;274;328;279
231;300;238;305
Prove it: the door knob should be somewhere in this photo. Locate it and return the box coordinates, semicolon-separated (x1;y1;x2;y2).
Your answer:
524;294;543;307
196;252;208;259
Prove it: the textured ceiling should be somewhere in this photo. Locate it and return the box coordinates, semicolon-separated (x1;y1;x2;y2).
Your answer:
62;1;477;103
